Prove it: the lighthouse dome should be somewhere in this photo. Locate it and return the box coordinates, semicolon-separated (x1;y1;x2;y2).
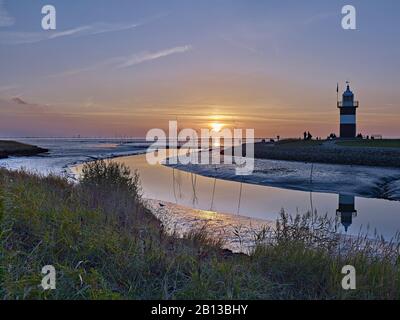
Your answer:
343;85;353;97
342;221;351;232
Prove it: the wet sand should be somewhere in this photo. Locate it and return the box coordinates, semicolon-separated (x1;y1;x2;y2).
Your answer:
144;198;272;254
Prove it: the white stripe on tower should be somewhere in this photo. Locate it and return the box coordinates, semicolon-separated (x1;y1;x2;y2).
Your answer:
340;115;356;124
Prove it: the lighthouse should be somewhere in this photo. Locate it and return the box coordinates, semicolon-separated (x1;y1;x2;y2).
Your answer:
337;83;359;138
336;194;357;232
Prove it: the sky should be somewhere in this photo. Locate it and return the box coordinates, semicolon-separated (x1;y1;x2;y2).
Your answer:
0;0;399;138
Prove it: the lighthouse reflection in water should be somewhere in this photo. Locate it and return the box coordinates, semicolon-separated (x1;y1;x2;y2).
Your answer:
336;194;358;232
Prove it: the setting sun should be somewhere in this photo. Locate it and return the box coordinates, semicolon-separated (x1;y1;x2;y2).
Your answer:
210;122;224;132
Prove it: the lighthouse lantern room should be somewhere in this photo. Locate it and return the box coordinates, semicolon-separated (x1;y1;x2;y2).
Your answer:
337;83;359;138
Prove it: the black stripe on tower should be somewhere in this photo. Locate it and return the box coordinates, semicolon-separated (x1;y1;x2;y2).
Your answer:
338;204;356;212
340;124;356;138
340;108;356;115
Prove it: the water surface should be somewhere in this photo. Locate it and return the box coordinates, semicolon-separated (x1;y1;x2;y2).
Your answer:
2;138;399;240
75;153;400;240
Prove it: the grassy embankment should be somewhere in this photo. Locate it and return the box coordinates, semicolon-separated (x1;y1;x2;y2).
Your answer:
0;160;399;299
336;139;400;148
0;140;48;159
249;139;400;167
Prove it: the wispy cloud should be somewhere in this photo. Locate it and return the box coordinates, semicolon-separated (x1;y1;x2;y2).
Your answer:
48;25;93;39
0;96;50;112
48;22;142;40
49;45;193;78
11;96;29;105
0;22;140;45
0;0;14;27
0;12;168;45
117;45;192;68
0;84;19;92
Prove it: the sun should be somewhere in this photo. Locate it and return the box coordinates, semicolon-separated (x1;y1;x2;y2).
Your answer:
210;122;224;132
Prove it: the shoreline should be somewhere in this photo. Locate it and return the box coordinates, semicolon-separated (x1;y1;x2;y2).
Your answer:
0;140;48;159
0;139;148;179
64;149;147;180
165;154;400;202
4;139;398;203
67;146;400;203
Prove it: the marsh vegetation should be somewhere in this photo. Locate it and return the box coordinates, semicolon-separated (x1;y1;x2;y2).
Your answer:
0;160;399;299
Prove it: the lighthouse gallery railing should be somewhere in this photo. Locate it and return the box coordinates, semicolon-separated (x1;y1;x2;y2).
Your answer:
337;101;359;108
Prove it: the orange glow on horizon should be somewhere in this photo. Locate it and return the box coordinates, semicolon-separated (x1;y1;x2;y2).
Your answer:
210;122;224;133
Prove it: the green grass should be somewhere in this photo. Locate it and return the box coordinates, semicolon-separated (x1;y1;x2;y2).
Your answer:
1;161;399;300
274;139;325;147
336;139;400;148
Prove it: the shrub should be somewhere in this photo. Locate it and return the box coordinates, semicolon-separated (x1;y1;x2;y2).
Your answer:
78;160;142;227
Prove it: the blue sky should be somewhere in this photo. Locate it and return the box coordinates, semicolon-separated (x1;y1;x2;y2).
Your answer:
0;0;399;137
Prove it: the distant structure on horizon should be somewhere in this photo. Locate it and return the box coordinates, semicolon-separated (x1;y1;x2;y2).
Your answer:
337;83;359;138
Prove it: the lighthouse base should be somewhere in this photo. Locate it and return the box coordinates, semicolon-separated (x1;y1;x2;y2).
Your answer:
340;124;356;138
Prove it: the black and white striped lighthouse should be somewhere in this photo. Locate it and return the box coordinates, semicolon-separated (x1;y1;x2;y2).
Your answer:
337;83;359;138
336;194;357;232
